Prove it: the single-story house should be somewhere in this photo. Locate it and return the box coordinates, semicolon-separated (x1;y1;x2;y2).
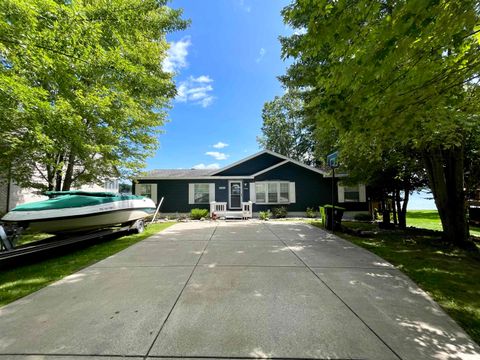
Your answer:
133;150;368;218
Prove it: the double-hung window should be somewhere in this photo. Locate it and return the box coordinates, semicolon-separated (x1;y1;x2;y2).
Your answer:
255;182;290;204
194;184;210;204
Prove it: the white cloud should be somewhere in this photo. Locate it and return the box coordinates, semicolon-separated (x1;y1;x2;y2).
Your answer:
205;151;229;160
256;48;266;63
192;163;220;170
213;142;228;149
176;75;215;107
238;0;251;12
163;37;191;73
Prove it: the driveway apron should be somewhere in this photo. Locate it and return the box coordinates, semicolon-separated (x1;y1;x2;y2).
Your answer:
0;221;478;360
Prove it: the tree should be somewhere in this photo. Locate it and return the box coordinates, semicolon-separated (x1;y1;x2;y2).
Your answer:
257;91;317;165
280;0;480;248
0;0;188;191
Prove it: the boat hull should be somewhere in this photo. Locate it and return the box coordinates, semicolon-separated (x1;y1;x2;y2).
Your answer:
26;208;155;234
2;198;156;234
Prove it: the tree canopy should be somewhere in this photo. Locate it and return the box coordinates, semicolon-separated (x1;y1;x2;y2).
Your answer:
0;0;188;190
257;91;317;165
279;0;480;246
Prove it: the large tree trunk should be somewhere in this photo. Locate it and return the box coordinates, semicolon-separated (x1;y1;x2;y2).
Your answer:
423;146;472;249
54;154;64;191
62;152;75;191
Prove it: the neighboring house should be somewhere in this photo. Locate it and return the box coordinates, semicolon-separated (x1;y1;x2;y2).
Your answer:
0;178;119;213
133;150;368;218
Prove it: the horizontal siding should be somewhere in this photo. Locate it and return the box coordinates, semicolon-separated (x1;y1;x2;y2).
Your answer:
134;179;228;213
214;153;284;176
253;162;333;212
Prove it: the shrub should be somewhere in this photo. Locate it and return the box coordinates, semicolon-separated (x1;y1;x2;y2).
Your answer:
272;206;288;218
306;207;317;218
190;208;209;220
354;213;372;221
259;210;271;220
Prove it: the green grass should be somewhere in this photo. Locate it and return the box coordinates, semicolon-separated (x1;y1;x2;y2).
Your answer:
311;220;480;345
0;222;174;307
407;210;480;237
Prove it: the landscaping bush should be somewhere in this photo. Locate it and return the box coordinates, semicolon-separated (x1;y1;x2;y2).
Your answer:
306;207;317;218
190;208;209;220
354;213;372;221
259;210;271;220
272;206;287;218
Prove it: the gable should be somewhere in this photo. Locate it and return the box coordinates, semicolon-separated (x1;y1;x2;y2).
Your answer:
254;161;326;181
213;152;285;176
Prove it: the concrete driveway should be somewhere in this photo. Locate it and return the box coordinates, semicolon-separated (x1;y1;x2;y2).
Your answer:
0;221;478;360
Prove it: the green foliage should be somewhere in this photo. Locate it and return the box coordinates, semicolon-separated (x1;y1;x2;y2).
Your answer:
305;207;317;218
271;206;288;218
0;222;174;306
259;210;271;221
0;0;188;190
257;91;317;165
354;213;372;222
279;0;480;245
190;208;209;220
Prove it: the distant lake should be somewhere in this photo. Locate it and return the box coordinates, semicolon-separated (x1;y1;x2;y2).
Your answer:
408;190;436;210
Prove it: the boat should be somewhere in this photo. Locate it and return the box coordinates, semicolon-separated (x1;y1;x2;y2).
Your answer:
1;191;156;235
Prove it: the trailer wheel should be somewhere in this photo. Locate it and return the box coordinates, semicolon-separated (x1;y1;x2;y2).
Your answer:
133;219;145;234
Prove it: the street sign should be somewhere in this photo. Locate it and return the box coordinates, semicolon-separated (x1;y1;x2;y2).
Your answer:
327;151;339;168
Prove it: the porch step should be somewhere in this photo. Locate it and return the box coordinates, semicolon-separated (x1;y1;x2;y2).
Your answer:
223;211;244;219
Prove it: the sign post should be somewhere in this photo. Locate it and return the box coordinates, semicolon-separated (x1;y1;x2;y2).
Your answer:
326;151;339;233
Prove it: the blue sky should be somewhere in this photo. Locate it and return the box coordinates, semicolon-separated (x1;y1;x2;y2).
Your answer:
150;0;291;171
150;0;435;210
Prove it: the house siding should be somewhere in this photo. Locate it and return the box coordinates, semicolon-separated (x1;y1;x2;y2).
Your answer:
253;162;333;212
214;153;284;176
134;179;230;213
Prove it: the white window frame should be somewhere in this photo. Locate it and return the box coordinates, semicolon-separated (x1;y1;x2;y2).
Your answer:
189;183;215;204
135;183;157;203
255;181;291;205
338;183;366;203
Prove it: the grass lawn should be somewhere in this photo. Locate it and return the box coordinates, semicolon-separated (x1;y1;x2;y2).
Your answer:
407;210;480;237
0;222;174;307
311;219;480;345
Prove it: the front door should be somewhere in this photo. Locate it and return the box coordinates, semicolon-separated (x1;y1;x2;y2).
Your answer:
229;181;242;209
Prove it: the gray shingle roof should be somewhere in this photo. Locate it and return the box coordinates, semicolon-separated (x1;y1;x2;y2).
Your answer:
140;169;214;178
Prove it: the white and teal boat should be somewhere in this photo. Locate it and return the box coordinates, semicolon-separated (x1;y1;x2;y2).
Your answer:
1;191;156;235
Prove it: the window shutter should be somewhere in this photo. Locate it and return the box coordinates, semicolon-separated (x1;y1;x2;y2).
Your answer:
188;184;195;204
250;182;256;202
150;184;158;204
209;183;215;202
359;184;366;202
134;183;142;196
289;182;296;203
337;185;345;203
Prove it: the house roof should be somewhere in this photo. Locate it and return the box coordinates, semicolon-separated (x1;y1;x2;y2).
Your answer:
136;150;329;180
139;169;215;179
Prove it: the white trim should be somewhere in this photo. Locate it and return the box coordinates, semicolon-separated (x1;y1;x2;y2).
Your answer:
188;184;195;204
251;160;289;177
254;181;291;205
211;149;329;177
249;182;256;202
228;180;243;209
211;150;270;175
289;182;296;203
209;183;216;202
136;175;254;180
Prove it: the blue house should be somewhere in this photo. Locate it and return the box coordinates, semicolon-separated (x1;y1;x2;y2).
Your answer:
133;150;368;217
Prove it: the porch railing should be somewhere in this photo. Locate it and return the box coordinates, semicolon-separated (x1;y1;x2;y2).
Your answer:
210;201;253;219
